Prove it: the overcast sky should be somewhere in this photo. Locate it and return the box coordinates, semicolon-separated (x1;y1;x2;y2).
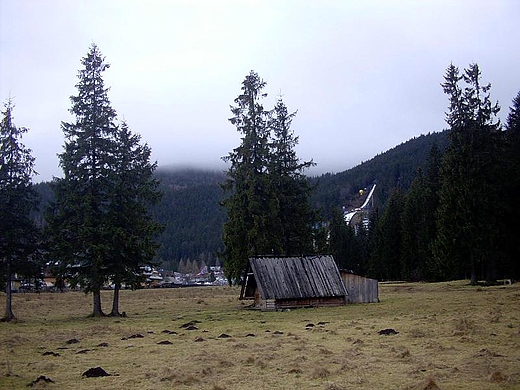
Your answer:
1;1;519;182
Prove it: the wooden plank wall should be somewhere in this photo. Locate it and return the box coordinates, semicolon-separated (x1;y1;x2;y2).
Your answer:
250;256;347;300
341;272;379;303
274;296;346;310
255;295;346;311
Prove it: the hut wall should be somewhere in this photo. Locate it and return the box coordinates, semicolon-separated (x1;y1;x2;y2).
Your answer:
254;288;346;310
341;272;379;303
274;297;346;310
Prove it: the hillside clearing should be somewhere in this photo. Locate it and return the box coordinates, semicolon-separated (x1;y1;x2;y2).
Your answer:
1;281;519;389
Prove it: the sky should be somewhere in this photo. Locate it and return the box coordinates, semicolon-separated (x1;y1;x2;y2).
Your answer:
1;0;519;182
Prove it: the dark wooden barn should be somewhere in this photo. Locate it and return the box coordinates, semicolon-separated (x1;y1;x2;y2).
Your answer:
240;255;348;310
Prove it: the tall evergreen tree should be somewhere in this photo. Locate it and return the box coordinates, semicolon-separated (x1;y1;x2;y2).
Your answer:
503;91;520;279
106;122;162;316
221;73;316;282
329;209;362;272
47;44;118;316
400;169;427;281
433;64;501;284
422;144;443;280
221;71;276;282
400;144;442;281
353;219;370;275
329;208;350;269
369;189;404;280
0;100;39;322
268;97;315;255
507;91;520;133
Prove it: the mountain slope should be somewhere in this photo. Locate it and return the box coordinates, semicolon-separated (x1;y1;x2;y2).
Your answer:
151;168;227;271
311;131;449;218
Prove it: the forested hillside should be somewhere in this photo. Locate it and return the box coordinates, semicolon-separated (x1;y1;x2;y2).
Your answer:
32;132;448;273
151;168;227;271
310;131;449;219
150;132;450;272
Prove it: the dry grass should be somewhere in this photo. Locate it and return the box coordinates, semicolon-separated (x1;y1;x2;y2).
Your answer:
1;281;519;389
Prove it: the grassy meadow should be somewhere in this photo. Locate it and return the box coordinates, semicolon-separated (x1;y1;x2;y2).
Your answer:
0;281;519;389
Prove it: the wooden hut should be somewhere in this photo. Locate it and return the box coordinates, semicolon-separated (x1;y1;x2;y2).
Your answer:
241;255;348;310
340;270;379;303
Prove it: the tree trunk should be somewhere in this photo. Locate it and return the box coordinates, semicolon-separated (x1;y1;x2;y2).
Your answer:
109;282;122;317
486;254;497;284
91;281;105;317
470;256;478;285
2;260;16;322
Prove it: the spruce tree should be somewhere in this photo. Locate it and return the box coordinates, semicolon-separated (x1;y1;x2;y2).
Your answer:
433;64;501;284
330;211;362;272
221;73;316;282
422;144;443;280
507;92;520;133
48;44;118;316
353;219;370;275
0;100;39;322
400;144;443;281
369;189;404;280
400;169;427;280
268;97;315;255
329;208;350;269
221;71;276;282
106;122;162;316
48;45;162;315
503;91;520;279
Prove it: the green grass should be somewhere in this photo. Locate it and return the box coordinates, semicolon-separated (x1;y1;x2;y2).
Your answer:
1;282;519;389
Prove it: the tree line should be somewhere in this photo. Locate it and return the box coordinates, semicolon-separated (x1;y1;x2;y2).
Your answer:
29;129;450;281
330;64;520;284
221;65;520;285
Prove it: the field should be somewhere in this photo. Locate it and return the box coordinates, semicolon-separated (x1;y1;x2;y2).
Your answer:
0;281;519;389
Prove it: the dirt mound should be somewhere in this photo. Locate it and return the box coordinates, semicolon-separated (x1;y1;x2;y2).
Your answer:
162;329;177;334
42;351;60;357
180;320;201;328
29;375;55;386
82;367;111;378
157;340;173;345
378;328;399;335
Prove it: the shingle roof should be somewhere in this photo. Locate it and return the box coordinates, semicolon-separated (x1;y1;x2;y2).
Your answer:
249;255;347;300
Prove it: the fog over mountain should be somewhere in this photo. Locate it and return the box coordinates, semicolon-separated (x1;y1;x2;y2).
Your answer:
1;1;518;182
